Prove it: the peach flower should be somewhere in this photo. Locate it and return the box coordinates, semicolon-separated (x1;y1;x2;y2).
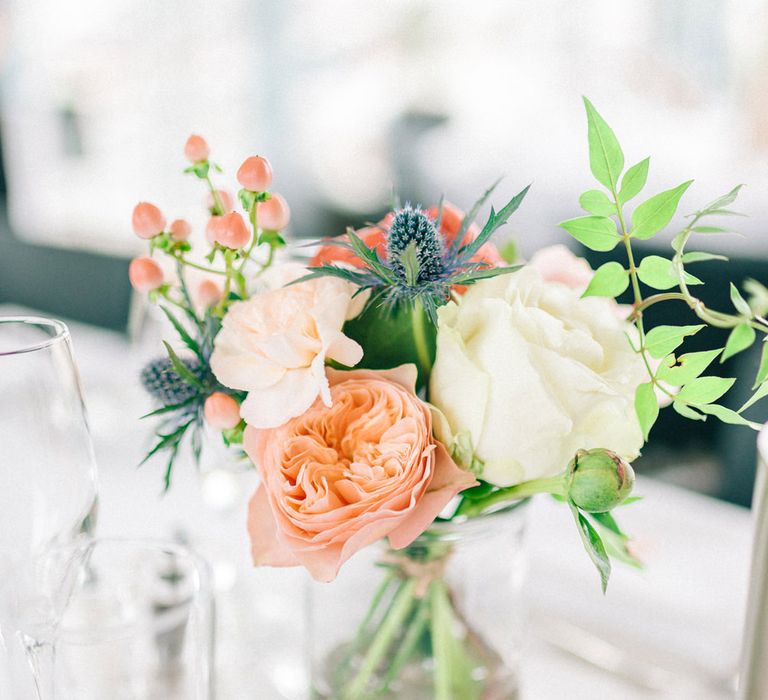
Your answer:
206;189;234;214
204;392;241;430
245;365;476;581
237;156;273;192
169;218;191;242
311;201;503;273
257;193;291;230
210;264;363;429
208;212;251;249
132;202;166;240
529;244;593;293
128;256;164;291
184;134;210;162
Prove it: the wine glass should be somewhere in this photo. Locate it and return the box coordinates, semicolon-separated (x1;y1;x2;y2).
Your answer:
0;317;99;699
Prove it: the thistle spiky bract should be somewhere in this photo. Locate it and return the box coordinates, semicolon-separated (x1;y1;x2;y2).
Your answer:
299;183;530;321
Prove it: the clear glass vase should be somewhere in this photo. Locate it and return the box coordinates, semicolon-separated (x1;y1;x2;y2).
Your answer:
308;501;528;700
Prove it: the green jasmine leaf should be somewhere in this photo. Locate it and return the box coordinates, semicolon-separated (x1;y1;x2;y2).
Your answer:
682;251;728;264
618;157;650;204
644;324;705;359
754;341;768;389
702;184;744;213
696;404;761;429
730;283;752;316
721;324;756;362
740;381;768;413
656;349;722;386
631;180;693;240
582;261;628;298
673;400;706;420
559;215;619;252
691;226;729;234
676;376;736;405
636;255;702;290
635;382;659;441
579;190;615;217
583;97;624;192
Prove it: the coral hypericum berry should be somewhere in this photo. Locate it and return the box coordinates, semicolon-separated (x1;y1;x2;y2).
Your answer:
128;257;164;292
237;156;273;192
184;134;210;163
257;193;291;231
132;203;166;240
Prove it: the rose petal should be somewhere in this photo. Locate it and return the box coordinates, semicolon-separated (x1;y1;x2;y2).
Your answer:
247;485;300;568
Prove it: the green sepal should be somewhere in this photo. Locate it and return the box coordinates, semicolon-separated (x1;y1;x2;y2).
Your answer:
570;502;611;594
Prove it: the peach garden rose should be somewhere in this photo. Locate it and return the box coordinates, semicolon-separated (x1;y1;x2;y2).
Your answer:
244;365;477;582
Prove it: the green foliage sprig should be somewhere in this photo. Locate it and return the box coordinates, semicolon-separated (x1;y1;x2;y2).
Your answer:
561;97;768;440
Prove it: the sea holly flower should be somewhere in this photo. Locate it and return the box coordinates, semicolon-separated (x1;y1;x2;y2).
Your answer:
303;184;530;321
141;355;205;406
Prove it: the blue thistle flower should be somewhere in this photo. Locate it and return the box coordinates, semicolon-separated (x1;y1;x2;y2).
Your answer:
141;356;204;406
299;182;530;322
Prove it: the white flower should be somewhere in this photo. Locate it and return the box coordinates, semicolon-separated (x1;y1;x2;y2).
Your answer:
211;264;363;429
429;267;646;487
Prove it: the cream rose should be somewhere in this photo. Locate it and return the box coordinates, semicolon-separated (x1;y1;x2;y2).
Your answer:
429;267;646;487
210;264;364;429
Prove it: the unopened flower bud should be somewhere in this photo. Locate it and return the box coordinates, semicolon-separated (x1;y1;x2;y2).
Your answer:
567;448;634;513
184;134;210;163
237;155;273;192
129;256;164;292
257;193;290;231
169;218;191;241
206;189;234;214
204;392;241;430
132;202;166;239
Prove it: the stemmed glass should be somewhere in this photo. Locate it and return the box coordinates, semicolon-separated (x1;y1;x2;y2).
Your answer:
0;317;98;699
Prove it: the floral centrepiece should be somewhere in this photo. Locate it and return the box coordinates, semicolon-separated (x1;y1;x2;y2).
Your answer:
129;100;768;699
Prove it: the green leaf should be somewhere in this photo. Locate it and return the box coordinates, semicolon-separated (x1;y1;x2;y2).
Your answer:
644;324;705;359
579;190;615;216
451;178;501;255
754;341;768;389
583;97;624;192
701;184;744;213
618;157;650;204
655;349;722;386
499;239;517;264
721;324;756;362
676;376;736;405
461;184;531;259
582;261;628;298
631;180;693;240
636;255;702;290
730;283;752;316
682;251;728;264
634;382;659;441
696;404;761;429
740;381;768;413
673;400;706;420
162;341;205;390
571;503;611;593
691;226;729;234
589;511;625;538
559;216;619;252
159;306;202;359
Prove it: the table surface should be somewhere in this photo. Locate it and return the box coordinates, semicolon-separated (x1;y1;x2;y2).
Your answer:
7;306;753;699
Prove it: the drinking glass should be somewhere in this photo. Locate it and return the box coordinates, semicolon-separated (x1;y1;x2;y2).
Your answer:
55;539;214;700
0;317;99;699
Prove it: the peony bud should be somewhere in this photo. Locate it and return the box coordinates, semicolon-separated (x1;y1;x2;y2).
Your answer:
211;211;250;249
132;202;166;240
237;155;273;192
206;189;234;214
567;448;635;513
169;218;191;241
184;134;210;163
204;392;241;430
196;279;223;308
257;193;290;231
129;256;164;292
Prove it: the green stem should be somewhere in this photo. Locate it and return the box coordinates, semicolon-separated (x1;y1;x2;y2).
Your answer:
429;581;455;700
455;474;566;518
411;299;433;380
204;173;226;216
342;579;417;700
173;254;227;276
378;595;430;695
238;200;261;274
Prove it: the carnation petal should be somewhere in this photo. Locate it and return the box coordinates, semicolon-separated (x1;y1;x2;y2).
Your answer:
326;332;363;368
240;367;322;428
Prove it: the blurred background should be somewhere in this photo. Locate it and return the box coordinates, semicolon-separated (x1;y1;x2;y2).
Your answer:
1;0;767;498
